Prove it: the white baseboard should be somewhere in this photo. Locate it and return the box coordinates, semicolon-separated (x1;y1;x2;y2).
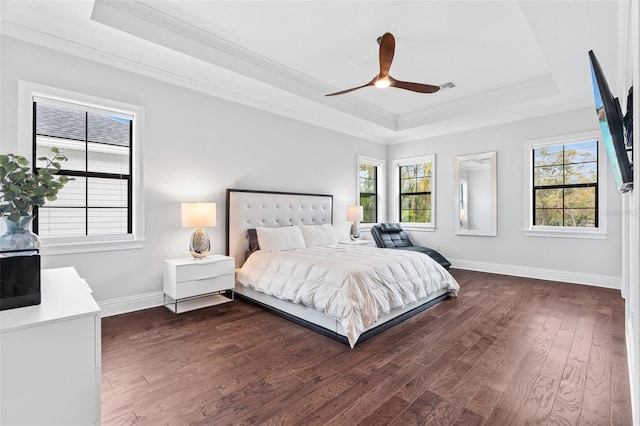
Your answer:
626;318;638;426
97;262;621;317
449;258;621;289
98;291;164;317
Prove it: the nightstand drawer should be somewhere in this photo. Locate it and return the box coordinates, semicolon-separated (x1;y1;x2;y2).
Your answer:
175;259;234;282
174;274;234;299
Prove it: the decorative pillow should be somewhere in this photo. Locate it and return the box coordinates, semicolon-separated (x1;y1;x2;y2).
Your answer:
245;228;260;260
298;223;338;248
247;228;260;252
256;226;306;253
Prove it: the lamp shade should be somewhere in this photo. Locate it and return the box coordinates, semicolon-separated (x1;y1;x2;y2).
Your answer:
347;205;364;221
181;202;217;228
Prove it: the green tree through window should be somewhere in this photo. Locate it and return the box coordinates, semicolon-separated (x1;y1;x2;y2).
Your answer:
400;162;432;223
533;140;598;227
359;163;377;223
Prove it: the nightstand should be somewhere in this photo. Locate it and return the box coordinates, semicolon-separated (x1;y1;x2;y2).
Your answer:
339;240;375;247
163;255;235;314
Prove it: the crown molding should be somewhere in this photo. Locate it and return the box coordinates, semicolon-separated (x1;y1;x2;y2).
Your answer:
91;0;397;130
1;22;392;144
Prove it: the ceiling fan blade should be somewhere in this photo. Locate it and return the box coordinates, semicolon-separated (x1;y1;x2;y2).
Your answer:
325;77;376;97
389;77;440;93
378;32;395;78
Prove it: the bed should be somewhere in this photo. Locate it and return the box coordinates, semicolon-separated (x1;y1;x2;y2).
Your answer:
225;189;459;347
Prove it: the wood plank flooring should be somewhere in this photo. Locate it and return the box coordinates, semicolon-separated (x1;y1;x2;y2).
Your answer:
101;270;633;425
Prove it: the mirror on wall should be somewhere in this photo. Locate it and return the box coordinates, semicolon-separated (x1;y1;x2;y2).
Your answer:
454;151;497;236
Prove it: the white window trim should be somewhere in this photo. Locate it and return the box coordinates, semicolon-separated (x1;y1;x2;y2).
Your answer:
18;80;146;255
392;154;436;231
357;155;385;229
523;131;607;240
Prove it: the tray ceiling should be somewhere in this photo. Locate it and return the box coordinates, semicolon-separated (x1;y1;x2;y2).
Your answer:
0;0;629;143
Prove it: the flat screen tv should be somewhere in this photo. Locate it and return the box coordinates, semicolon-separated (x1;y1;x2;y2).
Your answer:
588;50;633;193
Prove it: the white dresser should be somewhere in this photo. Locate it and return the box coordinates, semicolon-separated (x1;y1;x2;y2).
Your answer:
0;267;101;426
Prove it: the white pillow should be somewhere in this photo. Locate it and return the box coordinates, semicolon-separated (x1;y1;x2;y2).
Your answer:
256;226;306;253
298;223;338;248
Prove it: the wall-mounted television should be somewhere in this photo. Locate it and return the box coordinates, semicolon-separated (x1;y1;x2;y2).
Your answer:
588;50;633;193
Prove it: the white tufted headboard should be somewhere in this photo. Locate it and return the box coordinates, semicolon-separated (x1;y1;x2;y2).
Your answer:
226;189;334;268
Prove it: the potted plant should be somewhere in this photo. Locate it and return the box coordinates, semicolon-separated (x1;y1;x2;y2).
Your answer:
0;148;72;252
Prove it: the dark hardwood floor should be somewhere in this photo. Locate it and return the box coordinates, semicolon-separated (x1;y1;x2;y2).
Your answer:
101;270;633;425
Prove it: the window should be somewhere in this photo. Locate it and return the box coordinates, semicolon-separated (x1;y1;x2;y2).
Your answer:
393;155;435;228
33;99;133;237
19;81;144;253
359;162;377;223
525;132;606;238
357;156;384;224
533;140;598;227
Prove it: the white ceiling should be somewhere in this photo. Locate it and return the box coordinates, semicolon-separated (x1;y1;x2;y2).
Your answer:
0;0;630;144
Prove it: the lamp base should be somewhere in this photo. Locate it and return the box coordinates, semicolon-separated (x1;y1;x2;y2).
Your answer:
190;228;211;258
350;221;360;241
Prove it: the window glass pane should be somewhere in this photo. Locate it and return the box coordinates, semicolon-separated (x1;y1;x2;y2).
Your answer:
35;138;86;172
360;194;376;223
564;162;597;184
534;146;563;166
400;178;415;193
564;187;596;208
87;142;130;175
564;209;596;227
36;208;86;237
35;102;85;142
535;208;563;226
88;208;128;235
535;188;563;209
534;166;563;186
43;177;87;208
87;113;130;146
88;178;128;208
418;176;431;192
565;141;597;163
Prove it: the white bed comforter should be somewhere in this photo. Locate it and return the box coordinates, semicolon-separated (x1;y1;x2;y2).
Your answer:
236;245;460;347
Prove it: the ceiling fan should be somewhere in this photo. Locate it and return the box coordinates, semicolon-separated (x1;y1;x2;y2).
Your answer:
325;32;441;97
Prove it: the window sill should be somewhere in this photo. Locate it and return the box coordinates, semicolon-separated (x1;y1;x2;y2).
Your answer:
399;223;436;232
40;238;145;255
524;228;607;240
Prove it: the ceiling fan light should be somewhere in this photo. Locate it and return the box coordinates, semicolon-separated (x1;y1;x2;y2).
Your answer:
375;78;391;88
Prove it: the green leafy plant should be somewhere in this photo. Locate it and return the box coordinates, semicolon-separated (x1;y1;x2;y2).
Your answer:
0;148;73;222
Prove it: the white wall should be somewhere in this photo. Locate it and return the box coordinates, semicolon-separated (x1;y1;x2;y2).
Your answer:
387;108;623;286
623;0;639;422
0;35;386;309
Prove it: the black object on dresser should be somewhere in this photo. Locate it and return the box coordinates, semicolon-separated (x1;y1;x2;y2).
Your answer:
0;252;41;310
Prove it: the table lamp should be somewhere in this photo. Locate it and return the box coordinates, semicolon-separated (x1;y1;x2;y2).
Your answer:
181;202;216;258
347;205;363;241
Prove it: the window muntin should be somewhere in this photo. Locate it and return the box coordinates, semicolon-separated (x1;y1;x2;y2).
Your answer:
532;140;598;228
359;162;377;223
33;99;133;238
395;155;435;226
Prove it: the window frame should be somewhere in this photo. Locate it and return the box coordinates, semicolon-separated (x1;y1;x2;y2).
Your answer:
392;154;436;231
18;81;145;254
524;131;607;239
357;155;385;226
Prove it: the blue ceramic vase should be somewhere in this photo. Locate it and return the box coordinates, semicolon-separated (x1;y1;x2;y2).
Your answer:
0;216;41;252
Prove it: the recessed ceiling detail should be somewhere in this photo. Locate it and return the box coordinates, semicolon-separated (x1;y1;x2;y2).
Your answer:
1;0;627;143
